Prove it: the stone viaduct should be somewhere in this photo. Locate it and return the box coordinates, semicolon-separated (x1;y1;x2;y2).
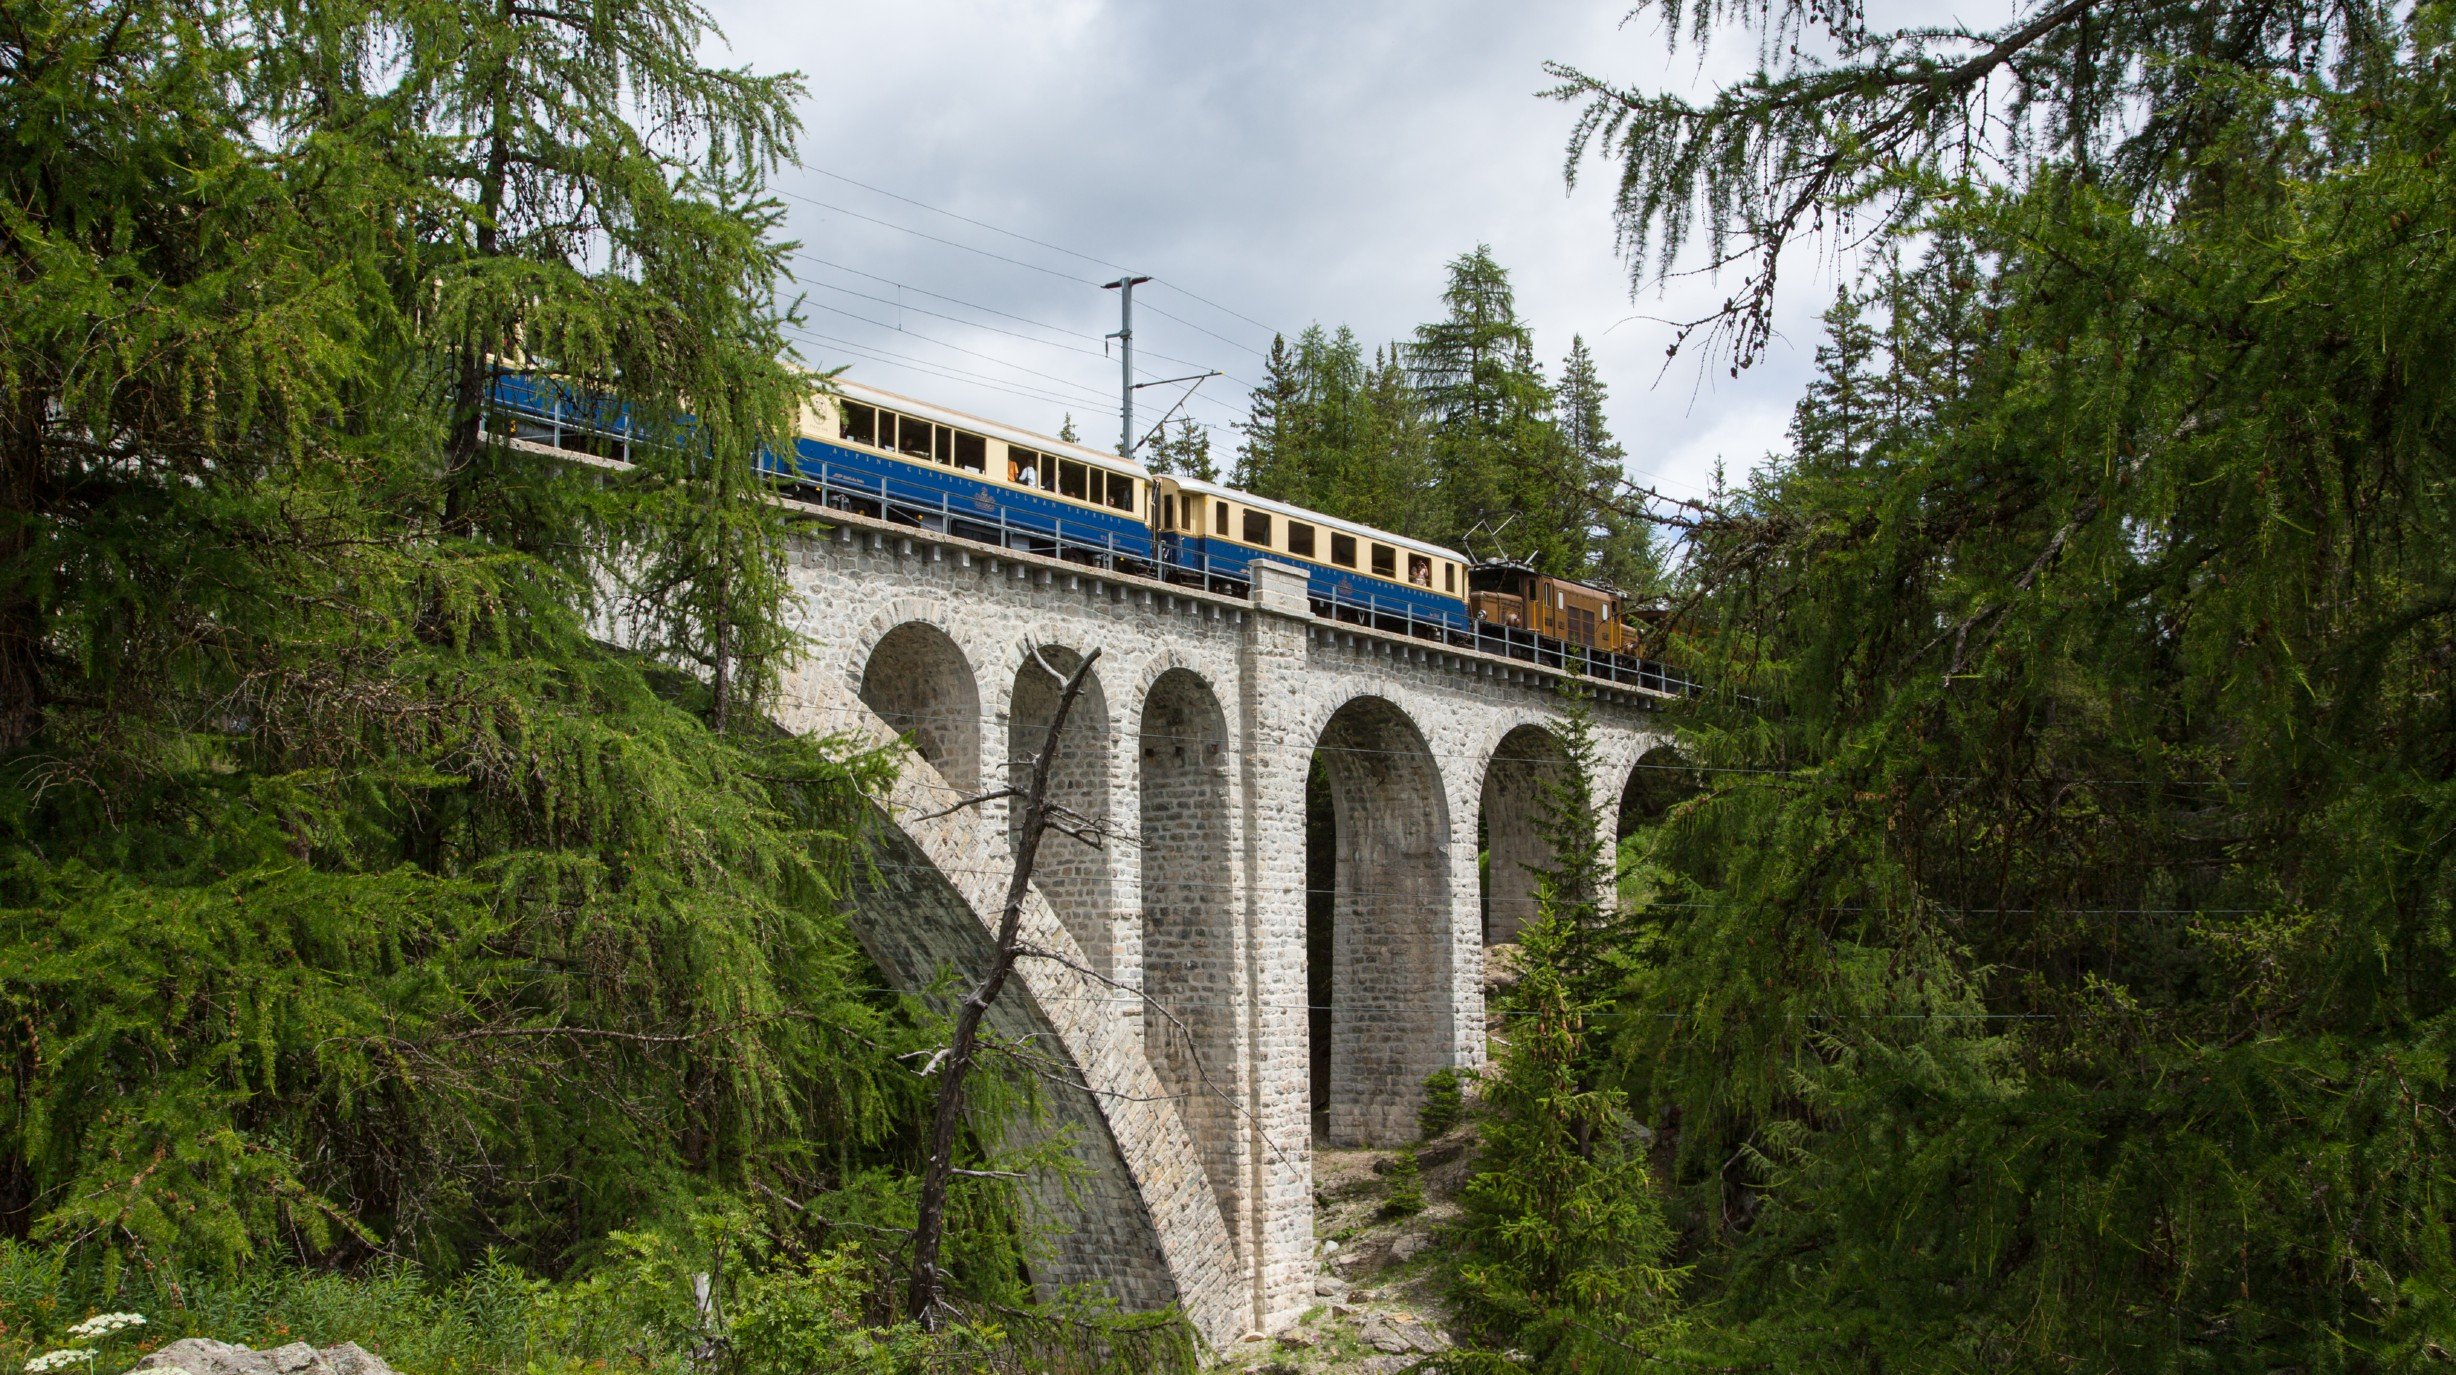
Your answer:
759;497;1678;1348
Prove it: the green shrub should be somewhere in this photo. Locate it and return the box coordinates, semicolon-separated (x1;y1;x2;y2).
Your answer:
1420;1067;1468;1138
0;1242;681;1375
1380;1148;1427;1221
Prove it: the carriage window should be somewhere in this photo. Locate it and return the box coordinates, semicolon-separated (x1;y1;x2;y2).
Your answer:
1286;521;1316;558
840;401;876;447
934;425;953;465
896;414;932;461
1243;509;1272;545
953;431;986;472
1163;495;1176;528
1215;502;1230;535
1057;459;1089;500
1106;472;1135;512
1408;554;1432;587
1331;532;1357;567
1444;562;1455;592
1370;543;1396;577
1008;445;1038;486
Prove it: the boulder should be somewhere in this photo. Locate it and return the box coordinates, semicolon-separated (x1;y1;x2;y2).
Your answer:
135;1339;401;1375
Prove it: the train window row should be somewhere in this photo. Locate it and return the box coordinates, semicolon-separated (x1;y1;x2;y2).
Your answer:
840;401;988;475
1194;493;1458;592
1010;443;1136;513
839;400;1136;514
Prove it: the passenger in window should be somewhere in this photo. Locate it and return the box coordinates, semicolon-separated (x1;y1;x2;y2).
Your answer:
1409;555;1432;587
1011;453;1036;486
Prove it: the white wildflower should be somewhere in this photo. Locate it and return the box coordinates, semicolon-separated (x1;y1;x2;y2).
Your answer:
23;1350;91;1375
64;1313;147;1341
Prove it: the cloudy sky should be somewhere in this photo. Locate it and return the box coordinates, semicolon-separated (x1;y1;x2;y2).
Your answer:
698;0;1914;502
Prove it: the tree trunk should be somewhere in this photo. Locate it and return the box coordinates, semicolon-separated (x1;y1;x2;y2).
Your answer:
0;387;52;751
906;648;1101;1329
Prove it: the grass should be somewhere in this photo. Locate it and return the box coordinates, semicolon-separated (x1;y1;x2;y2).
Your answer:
0;1245;683;1375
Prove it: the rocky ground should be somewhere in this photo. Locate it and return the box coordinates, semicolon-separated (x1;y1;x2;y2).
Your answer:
1211;947;1522;1375
1210;1119;1481;1374
1210;953;1526;1372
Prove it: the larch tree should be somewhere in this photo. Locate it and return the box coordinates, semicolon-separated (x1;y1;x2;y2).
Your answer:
0;0;1018;1311
1540;0;2456;1367
1146;416;1217;481
1556;336;1656;593
1451;702;1680;1370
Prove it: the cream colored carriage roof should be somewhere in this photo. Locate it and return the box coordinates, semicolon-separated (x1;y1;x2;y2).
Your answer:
822;378;1150;478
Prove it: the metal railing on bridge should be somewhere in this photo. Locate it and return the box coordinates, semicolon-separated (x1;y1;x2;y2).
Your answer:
490;376;1695;698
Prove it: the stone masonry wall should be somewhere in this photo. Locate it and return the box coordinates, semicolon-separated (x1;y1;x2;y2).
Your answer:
761;512;1672;1345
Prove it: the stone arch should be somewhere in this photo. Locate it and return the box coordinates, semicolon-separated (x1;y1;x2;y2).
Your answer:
1479;722;1574;948
1310;695;1452;1146
1009;645;1116;977
1618;741;1700;839
860;620;981;793
1138;667;1239;1246
847;817;1178;1315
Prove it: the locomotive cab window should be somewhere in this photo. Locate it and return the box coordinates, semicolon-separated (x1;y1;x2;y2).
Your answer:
1370;543;1396;578
1331;532;1357;568
1243;509;1272;546
1286;521;1316;558
840;401;877;447
1106;472;1135;512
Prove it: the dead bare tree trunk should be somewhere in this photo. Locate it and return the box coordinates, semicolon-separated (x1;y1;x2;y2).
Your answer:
907;646;1101;1330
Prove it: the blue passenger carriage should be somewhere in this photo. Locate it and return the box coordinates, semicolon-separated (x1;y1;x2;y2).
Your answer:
778;382;1156;573
1147;475;1470;636
486;366;1690;692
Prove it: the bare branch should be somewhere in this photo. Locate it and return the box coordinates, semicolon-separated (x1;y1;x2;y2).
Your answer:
907;647;1103;1329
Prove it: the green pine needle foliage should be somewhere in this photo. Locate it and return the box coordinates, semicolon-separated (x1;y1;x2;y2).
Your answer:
1419;1067;1467;1139
0;0;1045;1325
1568;0;2456;1367
1380;1148;1426;1222
1449;701;1683;1370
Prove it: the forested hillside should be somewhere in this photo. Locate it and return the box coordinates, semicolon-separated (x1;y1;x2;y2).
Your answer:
1442;0;2456;1370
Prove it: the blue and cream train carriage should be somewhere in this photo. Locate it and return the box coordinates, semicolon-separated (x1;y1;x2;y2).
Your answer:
492;372;1686;692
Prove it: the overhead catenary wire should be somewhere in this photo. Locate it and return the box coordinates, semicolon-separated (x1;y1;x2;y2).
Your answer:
786;267;1252;431
800;163;1284;345
796;276;1253;421
788;309;1120;408
786;329;1119;418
